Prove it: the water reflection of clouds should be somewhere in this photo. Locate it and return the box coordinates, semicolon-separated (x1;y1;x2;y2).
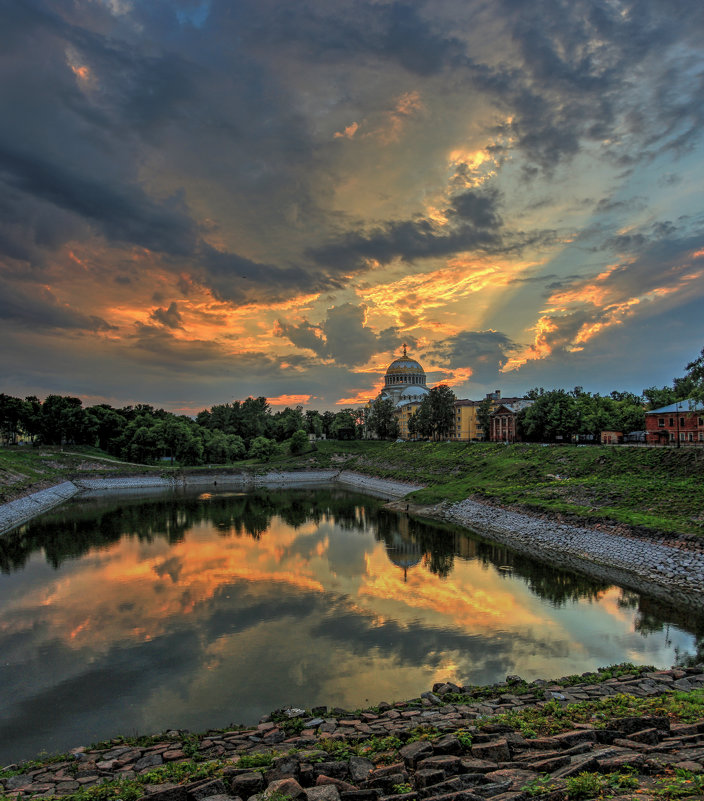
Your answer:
0;492;699;764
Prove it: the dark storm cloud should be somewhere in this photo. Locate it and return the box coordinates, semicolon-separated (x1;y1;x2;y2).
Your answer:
1;0;703;318
0;276;113;332
424;330;519;383
276;303;414;367
0;146;199;257
474;0;704;170
308;189;547;271
150;302;183;329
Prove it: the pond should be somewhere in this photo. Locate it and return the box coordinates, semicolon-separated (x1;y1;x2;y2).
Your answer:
0;486;701;764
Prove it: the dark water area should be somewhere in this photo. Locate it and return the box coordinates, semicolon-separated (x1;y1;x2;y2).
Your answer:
0;487;701;765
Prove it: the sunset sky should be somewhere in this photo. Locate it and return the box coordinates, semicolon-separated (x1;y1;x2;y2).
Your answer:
2;0;704;413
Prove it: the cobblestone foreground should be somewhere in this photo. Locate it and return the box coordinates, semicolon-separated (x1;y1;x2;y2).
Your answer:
2;666;703;801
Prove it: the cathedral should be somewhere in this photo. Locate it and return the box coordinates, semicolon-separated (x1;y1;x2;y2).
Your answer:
377;345;430;438
379;345;430;406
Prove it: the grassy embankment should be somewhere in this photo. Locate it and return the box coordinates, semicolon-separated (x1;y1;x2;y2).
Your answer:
1;441;703;537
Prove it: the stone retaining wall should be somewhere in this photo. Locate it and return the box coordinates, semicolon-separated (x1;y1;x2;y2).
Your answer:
440;498;704;607
0;481;79;533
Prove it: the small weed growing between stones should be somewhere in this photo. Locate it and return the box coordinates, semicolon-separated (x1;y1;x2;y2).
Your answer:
317;738;355;761
141;759;221;785
564;771;608;799
392;784;413;794
521;775;557;797
655;767;704;799
236;752;276;770
455;730;473;749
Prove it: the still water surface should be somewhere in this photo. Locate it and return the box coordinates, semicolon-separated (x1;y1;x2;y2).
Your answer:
0;487;700;763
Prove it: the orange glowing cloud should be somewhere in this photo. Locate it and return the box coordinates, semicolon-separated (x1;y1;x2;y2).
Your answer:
433;367;473;388
267;394;314;406
334;122;359;139
505;262;704;372
335;376;386;405
366;90;423;145
71;64;90;80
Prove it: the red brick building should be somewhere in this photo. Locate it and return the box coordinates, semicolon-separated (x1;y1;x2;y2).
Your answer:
645;400;704;445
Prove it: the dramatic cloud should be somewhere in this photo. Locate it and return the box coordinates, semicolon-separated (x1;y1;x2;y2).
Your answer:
424;331;519;383
1;0;703;407
277;303;412;368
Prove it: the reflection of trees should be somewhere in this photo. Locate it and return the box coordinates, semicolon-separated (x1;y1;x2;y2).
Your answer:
0;489;386;573
619;591;704;666
466;539;611;606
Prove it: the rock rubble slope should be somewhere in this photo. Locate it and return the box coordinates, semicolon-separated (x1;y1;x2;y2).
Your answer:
3;665;704;801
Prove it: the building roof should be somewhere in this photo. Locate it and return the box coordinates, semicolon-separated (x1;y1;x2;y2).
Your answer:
647;399;704;414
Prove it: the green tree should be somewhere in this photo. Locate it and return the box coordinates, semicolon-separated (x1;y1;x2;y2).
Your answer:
521;389;580;442
476;396;493;440
40;395;93;446
87;404;126;452
321;410;335;438
0;394;24;445
272;406;305;441
642;385;679;410
366;397;398;440
331;409;357;440
289;428;309;454
305;410;323;438
154;417;203;465
19;396;42;443
684;346;704;403
240;397;272;442
428;385;456;439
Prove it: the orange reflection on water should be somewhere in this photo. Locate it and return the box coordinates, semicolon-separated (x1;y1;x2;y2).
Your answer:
359;549;547;633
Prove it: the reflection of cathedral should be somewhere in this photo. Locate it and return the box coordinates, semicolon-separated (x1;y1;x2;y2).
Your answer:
382;517;423;581
378;345;431;439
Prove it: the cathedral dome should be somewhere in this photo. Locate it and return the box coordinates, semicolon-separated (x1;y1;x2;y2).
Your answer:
386;356;424;376
383;345;427;389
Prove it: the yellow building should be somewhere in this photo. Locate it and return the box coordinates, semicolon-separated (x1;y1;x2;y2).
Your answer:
449;392;524;442
450;400;482;441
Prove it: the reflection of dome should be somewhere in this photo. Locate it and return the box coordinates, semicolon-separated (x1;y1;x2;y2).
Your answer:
379;344;430;407
384;530;423;581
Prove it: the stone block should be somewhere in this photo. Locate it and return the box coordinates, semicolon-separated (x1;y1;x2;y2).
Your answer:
416;756;462;776
470;741;510;764
400;741;434;769
306;787;341;801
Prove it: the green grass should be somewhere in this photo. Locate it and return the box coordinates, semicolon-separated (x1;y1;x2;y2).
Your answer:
3;439;703;536
293;441;704;537
482;687;704;738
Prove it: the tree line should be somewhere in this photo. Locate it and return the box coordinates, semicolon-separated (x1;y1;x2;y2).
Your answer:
0;394;365;464
1;347;701;457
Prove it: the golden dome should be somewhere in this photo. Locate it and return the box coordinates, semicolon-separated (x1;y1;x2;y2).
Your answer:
386;344;424;373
